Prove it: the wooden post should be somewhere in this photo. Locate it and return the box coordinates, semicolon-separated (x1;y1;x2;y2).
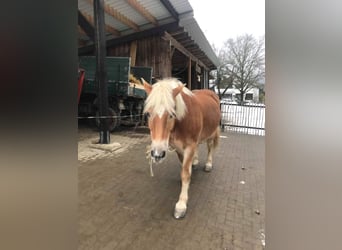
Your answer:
200;67;207;89
94;0;110;144
203;70;208;89
156;37;172;78
130;40;137;67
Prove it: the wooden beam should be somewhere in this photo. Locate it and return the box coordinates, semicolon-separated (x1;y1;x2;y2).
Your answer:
160;0;178;20
88;0;140;31
82;12;121;37
79;22;179;55
182;41;196;47
78;25;87;36
196;63;201;73
191;47;203;53
173;33;189;40
78;10;95;41
126;0;158;26
163;32;209;70
169;28;184;36
130;40;137;66
106;25;121;37
78;38;87;47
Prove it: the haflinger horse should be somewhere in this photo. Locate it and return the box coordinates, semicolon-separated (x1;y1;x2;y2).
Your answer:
142;78;221;219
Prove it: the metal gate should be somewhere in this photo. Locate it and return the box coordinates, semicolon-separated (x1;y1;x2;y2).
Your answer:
220;103;265;136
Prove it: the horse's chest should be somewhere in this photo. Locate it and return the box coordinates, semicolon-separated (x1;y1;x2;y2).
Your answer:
169;133;185;152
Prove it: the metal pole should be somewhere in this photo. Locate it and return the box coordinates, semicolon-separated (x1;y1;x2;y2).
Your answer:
94;0;110;143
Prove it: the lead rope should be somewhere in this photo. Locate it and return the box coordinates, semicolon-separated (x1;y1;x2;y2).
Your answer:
168;146;176;153
149;155;154;177
146;144;176;177
146;144;154;177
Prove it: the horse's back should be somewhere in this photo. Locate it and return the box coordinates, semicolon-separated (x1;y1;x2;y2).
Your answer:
192;89;220;117
192;89;220;106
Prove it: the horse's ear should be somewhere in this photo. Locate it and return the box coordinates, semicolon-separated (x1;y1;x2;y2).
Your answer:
142;78;152;95
172;85;183;98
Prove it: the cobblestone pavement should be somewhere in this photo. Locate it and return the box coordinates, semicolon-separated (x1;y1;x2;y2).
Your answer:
79;126;265;250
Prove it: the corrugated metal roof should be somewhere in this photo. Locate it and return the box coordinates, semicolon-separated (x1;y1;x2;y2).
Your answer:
179;16;220;67
168;0;193;14
78;0;219;69
139;0;171;20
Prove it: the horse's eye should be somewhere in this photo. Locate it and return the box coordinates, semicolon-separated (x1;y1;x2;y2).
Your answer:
145;112;150;118
169;114;175;119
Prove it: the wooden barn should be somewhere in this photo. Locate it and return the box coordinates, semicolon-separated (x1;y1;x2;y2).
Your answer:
78;0;219;90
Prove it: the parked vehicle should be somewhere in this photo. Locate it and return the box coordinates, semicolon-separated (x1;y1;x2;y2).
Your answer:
78;56;152;131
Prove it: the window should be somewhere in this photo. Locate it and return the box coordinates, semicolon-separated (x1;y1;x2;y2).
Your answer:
223;93;232;100
245;93;253;100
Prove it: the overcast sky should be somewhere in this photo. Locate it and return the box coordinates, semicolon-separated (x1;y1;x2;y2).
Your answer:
188;0;265;48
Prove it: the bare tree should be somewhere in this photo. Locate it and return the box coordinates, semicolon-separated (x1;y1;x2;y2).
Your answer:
213;34;265;104
211;45;234;100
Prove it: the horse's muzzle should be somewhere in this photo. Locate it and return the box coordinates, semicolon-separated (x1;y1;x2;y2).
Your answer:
151;149;166;162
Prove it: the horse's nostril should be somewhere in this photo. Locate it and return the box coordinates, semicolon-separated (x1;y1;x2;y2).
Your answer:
151;150;165;159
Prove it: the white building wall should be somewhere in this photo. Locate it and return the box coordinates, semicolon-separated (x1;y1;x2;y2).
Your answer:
215;87;260;103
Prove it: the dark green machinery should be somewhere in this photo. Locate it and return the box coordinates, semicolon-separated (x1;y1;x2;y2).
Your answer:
78;56;152;131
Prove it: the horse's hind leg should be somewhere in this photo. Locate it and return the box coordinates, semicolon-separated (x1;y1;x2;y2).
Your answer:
174;144;195;219
204;139;214;172
204;128;220;172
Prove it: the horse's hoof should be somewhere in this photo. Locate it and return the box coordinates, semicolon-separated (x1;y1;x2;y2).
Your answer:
204;164;213;172
192;164;198;170
174;203;187;219
174;209;187;219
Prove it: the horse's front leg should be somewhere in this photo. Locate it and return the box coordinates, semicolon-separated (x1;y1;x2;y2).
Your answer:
192;148;199;166
174;144;196;219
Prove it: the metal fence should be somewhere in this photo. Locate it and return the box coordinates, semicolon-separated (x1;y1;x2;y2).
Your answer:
220;103;265;136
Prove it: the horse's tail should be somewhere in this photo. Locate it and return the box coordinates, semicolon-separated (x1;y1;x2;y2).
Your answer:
213;126;220;149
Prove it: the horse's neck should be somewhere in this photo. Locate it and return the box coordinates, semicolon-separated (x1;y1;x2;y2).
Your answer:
172;94;201;135
180;92;197;116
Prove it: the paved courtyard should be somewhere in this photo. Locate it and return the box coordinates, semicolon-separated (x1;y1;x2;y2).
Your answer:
79;126;265;250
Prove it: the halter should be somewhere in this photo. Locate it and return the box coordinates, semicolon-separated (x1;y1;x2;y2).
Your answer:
146;144;176;177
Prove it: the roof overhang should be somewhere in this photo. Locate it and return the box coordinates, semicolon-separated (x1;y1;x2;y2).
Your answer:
78;0;219;70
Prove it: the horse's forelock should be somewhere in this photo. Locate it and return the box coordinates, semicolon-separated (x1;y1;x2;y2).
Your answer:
144;78;191;119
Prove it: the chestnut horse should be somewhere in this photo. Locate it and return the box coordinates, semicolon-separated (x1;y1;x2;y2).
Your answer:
143;78;221;219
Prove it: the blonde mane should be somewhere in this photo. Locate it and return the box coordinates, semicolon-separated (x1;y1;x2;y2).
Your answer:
144;78;193;120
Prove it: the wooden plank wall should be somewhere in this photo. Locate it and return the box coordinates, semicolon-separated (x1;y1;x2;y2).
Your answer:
107;35;172;81
107;43;130;57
